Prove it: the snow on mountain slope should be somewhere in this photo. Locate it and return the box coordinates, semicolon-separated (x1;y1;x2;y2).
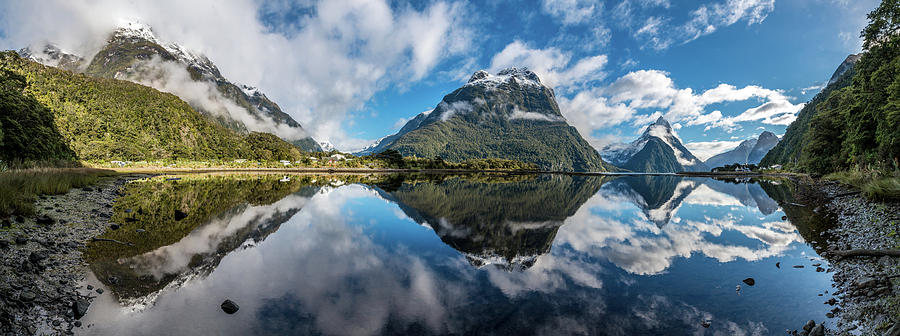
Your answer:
601;117;706;171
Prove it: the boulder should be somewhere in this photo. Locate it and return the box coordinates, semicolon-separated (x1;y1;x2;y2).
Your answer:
221;299;239;314
72;299;90;319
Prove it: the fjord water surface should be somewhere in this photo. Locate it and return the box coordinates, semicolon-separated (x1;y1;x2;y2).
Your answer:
77;173;836;335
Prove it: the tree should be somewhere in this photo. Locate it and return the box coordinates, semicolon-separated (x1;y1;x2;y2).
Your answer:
863;0;900;51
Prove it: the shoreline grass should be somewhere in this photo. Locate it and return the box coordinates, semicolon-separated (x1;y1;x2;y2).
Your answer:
0;168;116;216
825;169;900;201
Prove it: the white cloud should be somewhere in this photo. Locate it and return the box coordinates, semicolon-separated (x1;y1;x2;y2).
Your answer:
541;0;601;25
615;0;775;50
684;140;744;161
488;40;607;92
0;0;473;151
554;68;802;146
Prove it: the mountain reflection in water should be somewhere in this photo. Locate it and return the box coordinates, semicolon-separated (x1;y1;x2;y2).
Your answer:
78;173;836;336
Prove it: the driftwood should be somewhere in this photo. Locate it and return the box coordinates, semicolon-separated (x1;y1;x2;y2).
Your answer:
831;249;900;258
91;238;135;246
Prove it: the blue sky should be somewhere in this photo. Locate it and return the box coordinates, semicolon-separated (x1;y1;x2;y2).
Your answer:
0;0;879;157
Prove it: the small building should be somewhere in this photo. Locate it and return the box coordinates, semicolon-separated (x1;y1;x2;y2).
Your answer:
279;160;292;167
329;154;346;161
308;157;320;161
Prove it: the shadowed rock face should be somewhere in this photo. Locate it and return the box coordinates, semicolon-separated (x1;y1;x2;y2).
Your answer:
376;174;610;270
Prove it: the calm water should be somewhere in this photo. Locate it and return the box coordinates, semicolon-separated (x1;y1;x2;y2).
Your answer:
76;173;837;335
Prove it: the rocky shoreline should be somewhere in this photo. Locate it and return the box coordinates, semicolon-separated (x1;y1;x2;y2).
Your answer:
795;177;900;335
0;174;149;335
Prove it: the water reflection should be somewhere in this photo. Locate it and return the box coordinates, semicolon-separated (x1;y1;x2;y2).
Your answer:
78;173;836;336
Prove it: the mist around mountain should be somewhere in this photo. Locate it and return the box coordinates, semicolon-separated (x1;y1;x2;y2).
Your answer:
601;117;708;173
18;22;322;152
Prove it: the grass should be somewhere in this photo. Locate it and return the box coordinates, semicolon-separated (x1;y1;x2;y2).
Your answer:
0;168;116;216
825;169;900;201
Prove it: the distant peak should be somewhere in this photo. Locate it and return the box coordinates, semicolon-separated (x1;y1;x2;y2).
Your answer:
467;70;490;83
496;67;541;82
113;20;158;42
758;131;779;141
652;116;670;128
466;68;543;87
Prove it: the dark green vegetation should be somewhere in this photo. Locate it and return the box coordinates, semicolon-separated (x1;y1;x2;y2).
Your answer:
0;51;306;163
0;168;113;216
368;149;538;170
381;69;613;172
0;68;75;163
377;174;609;268
711;163;759;172
763;0;900;176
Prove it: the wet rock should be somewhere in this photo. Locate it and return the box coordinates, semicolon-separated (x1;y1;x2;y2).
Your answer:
35;215;55;225
701;320;711;328
72;299;89;319
29;251;49;264
776;262;780;268
221;299;239;314
803;320;816;331
793;265;804;268
809;323;824;336
782;215;788;220
825;312;834;318
96;288;103;294
74;321;81;328
816;267;825;272
86;285;93;290
742;278;755;286
885;323;900;336
107;276;119;285
174;210;188;221
20;291;36;302
109;224;119;230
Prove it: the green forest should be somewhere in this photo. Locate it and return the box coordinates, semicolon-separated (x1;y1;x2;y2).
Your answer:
769;0;900;175
0;51;304;165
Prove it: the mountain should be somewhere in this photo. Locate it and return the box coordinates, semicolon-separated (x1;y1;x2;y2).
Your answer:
602;175;697;227
19;22;321;152
601;117;708;172
355;110;431;155
0;51;304;162
760;54;859;169
366;68;613;172
705;131;779;168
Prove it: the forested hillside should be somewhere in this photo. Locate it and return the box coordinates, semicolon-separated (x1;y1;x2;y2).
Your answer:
0;51;302;164
764;1;900;174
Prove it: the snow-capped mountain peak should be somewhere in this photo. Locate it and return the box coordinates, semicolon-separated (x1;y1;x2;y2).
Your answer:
601;117;706;171
465;67;544;89
113;21;159;43
318;141;336;152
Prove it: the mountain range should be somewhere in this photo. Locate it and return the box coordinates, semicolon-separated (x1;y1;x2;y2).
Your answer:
601;117;708;173
704;131;780;169
357;68;614;172
18;22;321;152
